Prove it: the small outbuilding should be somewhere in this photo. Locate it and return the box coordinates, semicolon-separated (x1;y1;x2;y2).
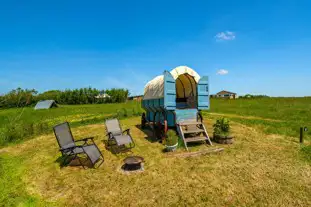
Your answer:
128;95;143;101
215;90;238;99
95;93;111;99
34;100;58;110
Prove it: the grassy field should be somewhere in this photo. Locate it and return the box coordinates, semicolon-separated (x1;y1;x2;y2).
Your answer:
0;101;143;146
207;97;311;140
1;97;310;147
0;98;310;206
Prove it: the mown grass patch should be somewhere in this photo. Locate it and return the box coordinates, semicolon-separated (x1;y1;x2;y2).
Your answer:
1;117;310;206
0;154;54;206
300;145;311;163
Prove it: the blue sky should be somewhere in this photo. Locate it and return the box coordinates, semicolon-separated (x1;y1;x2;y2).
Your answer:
1;0;311;96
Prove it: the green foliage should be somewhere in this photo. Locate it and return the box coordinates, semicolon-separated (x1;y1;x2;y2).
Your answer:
0;88;38;108
165;130;178;146
122;108;128;117
206;97;311;140
213;118;230;136
0;155;52;206
105;88;129;103
239;94;269;99
0;87;129;108
0;122;51;146
0;101;143;146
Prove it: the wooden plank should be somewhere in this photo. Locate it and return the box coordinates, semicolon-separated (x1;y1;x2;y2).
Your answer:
201;122;213;146
168;148;224;158
177;125;189;151
178;121;202;126
183;129;204;134
184;136;207;143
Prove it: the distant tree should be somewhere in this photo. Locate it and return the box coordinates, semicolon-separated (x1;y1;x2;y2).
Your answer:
0;87;129;108
36;90;61;102
106;88;129;103
240;94;269;99
0;88;37;108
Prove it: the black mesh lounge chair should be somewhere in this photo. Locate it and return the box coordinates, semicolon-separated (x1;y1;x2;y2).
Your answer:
105;119;135;154
53;122;104;169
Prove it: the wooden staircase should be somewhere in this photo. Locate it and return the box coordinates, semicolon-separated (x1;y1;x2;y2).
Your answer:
177;121;212;151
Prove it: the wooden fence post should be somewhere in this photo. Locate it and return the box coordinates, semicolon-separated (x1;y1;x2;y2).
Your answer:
300;127;304;144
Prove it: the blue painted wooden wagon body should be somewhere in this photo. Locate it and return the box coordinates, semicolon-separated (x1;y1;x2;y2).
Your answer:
142;66;209;128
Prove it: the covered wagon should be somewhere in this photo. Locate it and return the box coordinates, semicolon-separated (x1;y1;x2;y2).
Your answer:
141;66;212;150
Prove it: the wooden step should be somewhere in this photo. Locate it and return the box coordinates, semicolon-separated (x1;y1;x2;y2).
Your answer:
178;122;202;126
183;129;205;134
184;136;207;143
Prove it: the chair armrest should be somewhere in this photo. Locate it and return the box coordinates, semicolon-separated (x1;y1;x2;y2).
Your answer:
75;137;94;142
123;129;130;135
106;132;113;139
75;137;95;145
60;146;77;153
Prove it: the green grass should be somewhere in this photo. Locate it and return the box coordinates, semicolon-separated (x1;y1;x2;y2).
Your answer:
207;97;311;140
0;154;54;206
0;97;310;206
300;145;311;163
0;117;310;206
0;101;143;146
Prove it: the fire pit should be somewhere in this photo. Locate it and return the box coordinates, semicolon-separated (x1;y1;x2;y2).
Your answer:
122;156;144;172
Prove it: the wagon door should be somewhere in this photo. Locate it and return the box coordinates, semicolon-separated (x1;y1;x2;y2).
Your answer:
164;71;176;110
197;76;209;110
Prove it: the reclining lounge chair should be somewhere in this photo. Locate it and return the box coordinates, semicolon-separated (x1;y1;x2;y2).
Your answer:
105;119;135;154
53;122;104;168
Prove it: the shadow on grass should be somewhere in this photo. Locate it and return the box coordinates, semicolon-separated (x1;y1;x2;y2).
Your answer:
102;139;133;156
55;155;94;168
135;124;159;143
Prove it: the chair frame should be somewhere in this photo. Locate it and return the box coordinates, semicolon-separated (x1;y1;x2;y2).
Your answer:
105;119;135;154
53;122;104;169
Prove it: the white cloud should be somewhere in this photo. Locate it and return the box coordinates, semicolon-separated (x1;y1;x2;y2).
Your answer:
216;69;229;75
215;31;236;41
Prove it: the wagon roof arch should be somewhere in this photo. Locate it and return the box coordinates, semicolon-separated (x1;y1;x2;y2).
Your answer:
143;66;201;100
170;66;200;83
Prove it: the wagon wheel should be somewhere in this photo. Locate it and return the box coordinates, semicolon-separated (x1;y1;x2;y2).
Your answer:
154;121;167;142
154;123;162;141
141;113;147;129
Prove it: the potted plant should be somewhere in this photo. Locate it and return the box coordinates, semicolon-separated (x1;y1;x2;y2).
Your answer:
165;130;179;152
213;118;234;144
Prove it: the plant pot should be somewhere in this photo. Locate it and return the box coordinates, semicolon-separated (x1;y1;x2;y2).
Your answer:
214;134;234;144
165;143;178;152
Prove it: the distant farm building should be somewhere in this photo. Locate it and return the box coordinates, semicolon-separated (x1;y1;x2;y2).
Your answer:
34;100;58;110
215;90;238;99
95;93;111;99
128;95;143;101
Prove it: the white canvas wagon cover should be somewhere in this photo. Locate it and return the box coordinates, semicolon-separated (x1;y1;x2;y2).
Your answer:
143;66;201;100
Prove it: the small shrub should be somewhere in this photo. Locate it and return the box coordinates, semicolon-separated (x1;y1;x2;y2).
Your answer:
2;123;24;144
122;108;128;117
36;122;49;134
116;109;123;119
165;130;178;146
213;118;231;136
24;123;34;137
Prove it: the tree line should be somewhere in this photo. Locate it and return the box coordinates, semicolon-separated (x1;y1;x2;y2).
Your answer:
0;87;129;108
